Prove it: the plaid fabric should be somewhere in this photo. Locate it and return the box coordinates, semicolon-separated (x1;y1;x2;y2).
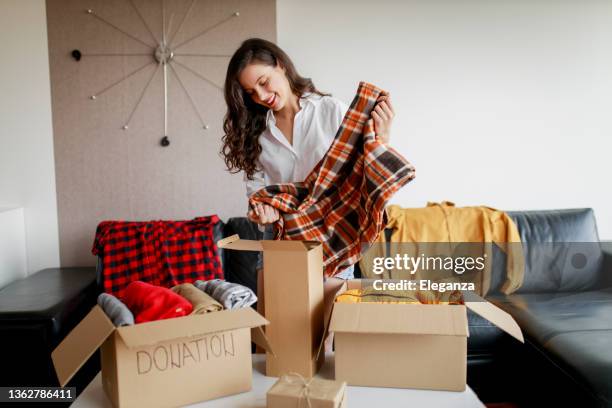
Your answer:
92;215;223;298
249;82;416;277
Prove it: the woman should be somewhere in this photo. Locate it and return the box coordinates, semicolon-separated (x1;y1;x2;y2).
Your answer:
221;38;394;279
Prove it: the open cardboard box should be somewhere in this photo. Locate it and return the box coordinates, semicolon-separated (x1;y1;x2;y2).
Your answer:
323;279;524;391
217;234;325;378
52;304;272;407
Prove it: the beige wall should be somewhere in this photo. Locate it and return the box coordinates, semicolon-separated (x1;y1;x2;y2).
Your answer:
0;0;60;286
47;0;276;266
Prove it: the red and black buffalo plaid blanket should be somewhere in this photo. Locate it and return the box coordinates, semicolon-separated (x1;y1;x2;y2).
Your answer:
92;215;223;298
249;82;416;277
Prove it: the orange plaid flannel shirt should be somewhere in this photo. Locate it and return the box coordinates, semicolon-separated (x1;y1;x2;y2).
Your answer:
250;82;416;277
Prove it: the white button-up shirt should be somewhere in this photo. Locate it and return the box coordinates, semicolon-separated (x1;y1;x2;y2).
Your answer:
244;93;349;198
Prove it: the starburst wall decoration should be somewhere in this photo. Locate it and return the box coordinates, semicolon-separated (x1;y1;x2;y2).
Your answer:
71;0;239;147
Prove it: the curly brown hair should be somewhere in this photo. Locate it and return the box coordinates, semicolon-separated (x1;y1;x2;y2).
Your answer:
221;38;327;180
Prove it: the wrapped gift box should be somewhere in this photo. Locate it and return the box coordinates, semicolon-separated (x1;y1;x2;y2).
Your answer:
267;374;347;408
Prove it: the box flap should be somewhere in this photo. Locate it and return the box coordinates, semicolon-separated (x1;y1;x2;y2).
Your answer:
315;278;349;361
329;302;468;336
217;235;321;252
217;234;263;251
346;280;363;291
51;305;115;387
251;326;275;355
465;301;524;343
303;241;322;250
116;308;269;348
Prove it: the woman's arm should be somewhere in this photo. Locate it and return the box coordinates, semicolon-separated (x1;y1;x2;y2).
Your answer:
244;170;280;225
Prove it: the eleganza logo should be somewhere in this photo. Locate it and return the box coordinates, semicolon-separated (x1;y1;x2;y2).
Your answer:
371;279;476;292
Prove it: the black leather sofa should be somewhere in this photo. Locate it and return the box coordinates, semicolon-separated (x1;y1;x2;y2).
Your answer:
2;209;609;407
0;267;100;407
486;209;612;407
221;209;612;407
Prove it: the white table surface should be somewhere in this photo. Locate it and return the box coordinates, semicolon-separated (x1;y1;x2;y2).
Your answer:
73;353;485;408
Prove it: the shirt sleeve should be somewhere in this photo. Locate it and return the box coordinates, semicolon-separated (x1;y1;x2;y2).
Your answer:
244;169;266;199
330;96;350;130
243;170;268;233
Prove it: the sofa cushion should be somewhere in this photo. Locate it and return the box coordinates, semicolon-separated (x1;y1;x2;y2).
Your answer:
490;288;612;406
508;208;599;243
504;209;603;293
466;308;509;355
543;330;612;406
490;289;612;344
213;218;225;269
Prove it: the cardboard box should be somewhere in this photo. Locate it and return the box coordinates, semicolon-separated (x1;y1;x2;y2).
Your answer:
52;304;271;407
217;234;325;378
327;280;524;391
267;375;347;408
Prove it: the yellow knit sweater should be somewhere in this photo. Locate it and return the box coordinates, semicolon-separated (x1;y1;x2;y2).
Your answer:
360;202;524;295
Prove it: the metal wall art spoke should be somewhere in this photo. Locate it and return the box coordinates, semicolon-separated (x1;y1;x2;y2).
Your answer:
72;0;239;147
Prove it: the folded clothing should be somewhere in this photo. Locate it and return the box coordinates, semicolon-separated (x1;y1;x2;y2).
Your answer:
97;293;135;326
171;283;223;314
360;202;524;296
194;279;257;310
122;281;193;323
335;288;464;305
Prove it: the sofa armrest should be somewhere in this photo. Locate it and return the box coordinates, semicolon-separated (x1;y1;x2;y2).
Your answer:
598;243;612;289
0;268;100;388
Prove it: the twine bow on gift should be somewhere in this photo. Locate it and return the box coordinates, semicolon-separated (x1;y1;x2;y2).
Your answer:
281;372;314;408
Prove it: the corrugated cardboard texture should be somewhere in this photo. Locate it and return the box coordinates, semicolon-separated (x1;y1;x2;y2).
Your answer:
217;235;263;251
112;327;253;407
100;332;119;408
116;307;268;348
263;243;324;377
318;278;347;360
335;332;467;391
251;326;274;354
261;240;313;252
330;302;469;336
267;376;347;408
327;280;523;391
46;0;276;267
51;305;115;386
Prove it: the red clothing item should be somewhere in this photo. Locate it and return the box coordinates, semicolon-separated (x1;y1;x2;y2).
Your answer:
122;281;193;323
92;216;223;299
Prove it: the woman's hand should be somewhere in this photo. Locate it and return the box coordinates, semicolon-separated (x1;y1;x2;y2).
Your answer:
247;203;280;224
371;93;394;144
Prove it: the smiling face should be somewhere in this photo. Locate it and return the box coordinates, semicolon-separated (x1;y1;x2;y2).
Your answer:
238;62;292;111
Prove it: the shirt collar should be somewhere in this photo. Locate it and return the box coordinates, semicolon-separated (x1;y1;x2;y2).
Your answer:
266;93;317;126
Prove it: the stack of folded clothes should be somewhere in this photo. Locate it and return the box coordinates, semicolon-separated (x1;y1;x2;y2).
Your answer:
96;279;257;326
